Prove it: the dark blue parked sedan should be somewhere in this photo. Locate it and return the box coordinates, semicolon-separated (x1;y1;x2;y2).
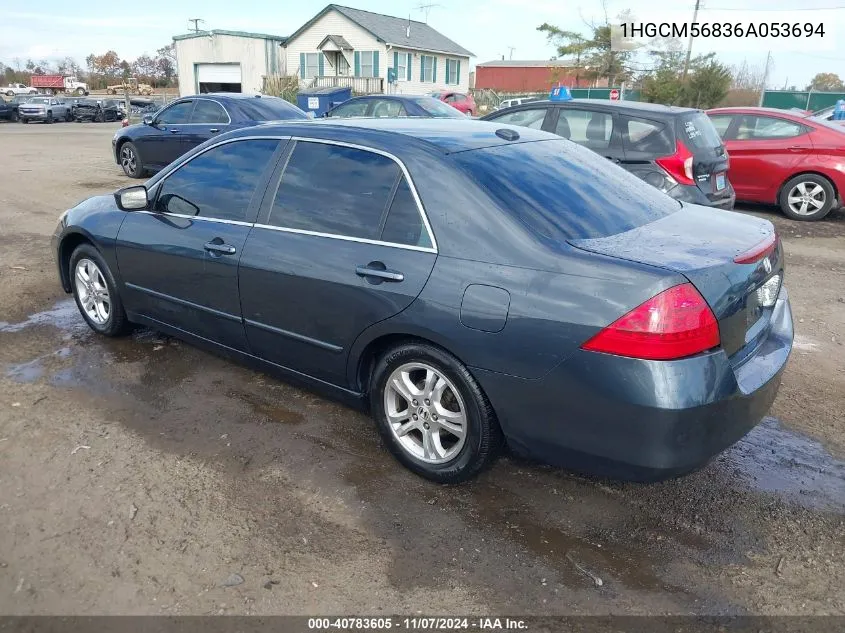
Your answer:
325;95;466;119
55;119;792;483
112;93;307;178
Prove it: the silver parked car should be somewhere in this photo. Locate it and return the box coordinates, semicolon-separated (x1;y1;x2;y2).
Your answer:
19;96;72;124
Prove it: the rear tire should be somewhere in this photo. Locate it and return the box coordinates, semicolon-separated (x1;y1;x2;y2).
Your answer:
65;109;72;122
69;243;132;337
119;141;144;178
779;174;835;221
370;342;503;483
45;112;53;124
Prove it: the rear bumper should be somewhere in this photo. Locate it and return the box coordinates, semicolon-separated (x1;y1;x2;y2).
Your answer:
671;183;735;210
474;287;792;480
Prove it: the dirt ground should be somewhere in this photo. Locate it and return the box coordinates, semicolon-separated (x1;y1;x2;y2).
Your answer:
0;122;843;616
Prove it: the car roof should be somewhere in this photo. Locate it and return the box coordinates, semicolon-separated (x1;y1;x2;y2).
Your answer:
238;118;557;154
706;106;806;118
492;98;699;115
185;93;285;101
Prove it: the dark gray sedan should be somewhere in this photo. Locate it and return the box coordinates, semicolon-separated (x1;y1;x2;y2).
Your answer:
52;119;793;483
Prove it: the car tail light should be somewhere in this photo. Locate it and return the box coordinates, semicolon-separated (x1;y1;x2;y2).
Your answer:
655;140;695;185
581;283;720;360
734;231;778;264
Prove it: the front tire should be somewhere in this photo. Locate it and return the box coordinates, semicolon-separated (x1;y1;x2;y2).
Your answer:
119;141;144;178
779;174;836;221
370;342;503;483
45;112;53;124
69;244;131;337
65;109;72;122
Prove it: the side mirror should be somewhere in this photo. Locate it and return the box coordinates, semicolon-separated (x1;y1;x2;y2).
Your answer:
115;186;148;211
142;114;153;125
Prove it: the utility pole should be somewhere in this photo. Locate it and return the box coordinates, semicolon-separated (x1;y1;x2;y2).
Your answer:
188;18;205;33
682;0;701;80
507;46;516;60
759;50;772;107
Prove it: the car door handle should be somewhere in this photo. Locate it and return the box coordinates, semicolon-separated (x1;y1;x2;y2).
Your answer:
169;128;180;134
788;145;809;151
356;265;404;282
204;241;237;255
209;128;219;133
605;156;621;163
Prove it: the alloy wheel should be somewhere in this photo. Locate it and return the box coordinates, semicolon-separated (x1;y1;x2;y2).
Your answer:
120;146;137;174
74;258;111;325
787;182;826;216
383;362;467;464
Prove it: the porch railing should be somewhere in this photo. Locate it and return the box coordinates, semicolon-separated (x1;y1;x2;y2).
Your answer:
309;75;384;95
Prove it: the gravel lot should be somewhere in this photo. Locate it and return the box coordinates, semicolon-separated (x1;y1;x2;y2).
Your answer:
0;122;843;616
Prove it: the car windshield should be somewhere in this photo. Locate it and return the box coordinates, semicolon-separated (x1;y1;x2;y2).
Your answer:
27;97;50;105
236;97;308;121
453;139;680;241
411;97;465;118
679;112;723;149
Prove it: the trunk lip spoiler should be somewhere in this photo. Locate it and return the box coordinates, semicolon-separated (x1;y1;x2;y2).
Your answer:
734;231;779;265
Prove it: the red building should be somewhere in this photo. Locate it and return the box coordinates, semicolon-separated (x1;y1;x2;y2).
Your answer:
474;60;594;93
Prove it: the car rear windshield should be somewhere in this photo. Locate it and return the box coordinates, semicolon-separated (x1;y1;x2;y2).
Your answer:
412;98;465;118
453;139;680;241
678;112;723;150
236;97;308;121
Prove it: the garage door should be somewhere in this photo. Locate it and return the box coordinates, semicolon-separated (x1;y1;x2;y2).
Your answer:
197;63;242;84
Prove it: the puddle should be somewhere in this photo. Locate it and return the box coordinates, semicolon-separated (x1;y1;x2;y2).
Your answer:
0;300;86;335
233;390;305;425
6;358;45;383
725;417;845;512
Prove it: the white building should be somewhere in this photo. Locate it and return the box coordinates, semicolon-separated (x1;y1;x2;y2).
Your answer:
173;29;287;96
172;5;473;97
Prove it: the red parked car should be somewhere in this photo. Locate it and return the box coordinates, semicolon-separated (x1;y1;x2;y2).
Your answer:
707;107;845;220
430;91;476;116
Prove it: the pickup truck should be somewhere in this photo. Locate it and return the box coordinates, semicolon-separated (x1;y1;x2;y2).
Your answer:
0;99;20;122
18;96;72;123
4;83;37;97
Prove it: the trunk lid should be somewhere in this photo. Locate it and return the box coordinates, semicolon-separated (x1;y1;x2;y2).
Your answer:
676;112;732;203
569;204;782;358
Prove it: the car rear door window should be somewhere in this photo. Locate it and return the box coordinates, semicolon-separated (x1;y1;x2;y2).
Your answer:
330;100;371;117
153;139;279;221
191;100;229;124
558;109;613;149
371;99;406;118
708;114;734;139
491;108;547;130
157;101;193;124
621;116;674;155
735;115;804;140
268;141;400;240
380;177;432;248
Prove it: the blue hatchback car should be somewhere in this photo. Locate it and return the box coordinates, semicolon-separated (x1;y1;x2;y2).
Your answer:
55;119;792;483
112;93;307;178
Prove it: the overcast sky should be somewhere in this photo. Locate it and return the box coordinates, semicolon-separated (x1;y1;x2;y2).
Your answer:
1;0;843;89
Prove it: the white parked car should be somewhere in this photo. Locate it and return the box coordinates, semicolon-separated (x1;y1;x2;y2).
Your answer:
496;97;540;110
4;83;37;97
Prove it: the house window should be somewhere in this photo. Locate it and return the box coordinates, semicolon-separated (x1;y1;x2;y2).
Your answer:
445;59;459;85
421;55;435;83
305;53;321;79
360;51;374;78
396;54;407;81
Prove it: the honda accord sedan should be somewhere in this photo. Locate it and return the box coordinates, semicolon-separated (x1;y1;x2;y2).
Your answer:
53;119;793;483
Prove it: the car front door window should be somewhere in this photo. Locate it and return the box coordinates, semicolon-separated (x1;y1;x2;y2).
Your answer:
491;108;547;130
156;101;193;125
330;100;370;117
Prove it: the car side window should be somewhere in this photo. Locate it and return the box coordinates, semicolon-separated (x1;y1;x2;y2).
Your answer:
156;101;193;125
492;108;547;130
735;115;804;140
621;116;674;155
330;100;370;117
708;114;734;139
153;139;279;221
191;100;229;124
268;141;399;240
380;177;431;248
372;100;406;118
559;109;613;149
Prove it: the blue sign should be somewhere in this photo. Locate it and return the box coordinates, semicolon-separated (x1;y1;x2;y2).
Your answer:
834;99;845;121
549;86;573;101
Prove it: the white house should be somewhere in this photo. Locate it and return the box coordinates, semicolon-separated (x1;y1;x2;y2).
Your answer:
282;4;473;95
173;30;287;96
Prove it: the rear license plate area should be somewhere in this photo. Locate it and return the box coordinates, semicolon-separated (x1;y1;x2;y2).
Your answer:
715;173;726;191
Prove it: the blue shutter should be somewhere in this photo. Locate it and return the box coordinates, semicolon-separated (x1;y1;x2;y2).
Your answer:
318;53;324;77
433;57;437;84
373;51;379;78
406;53;412;81
420;56;424;82
394;50;398;78
299;53;305;79
457;60;461;85
354;51;360;77
445;59;451;85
